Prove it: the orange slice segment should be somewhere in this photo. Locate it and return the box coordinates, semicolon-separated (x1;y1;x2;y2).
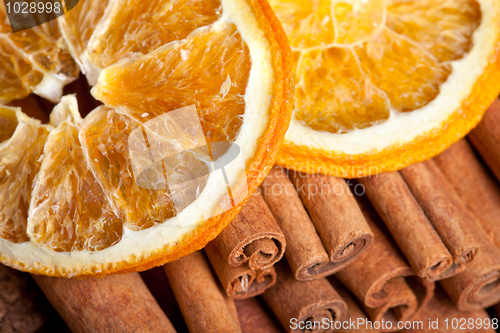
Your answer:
79;107;177;231
92;22;250;144
271;0;500;177
58;0;110;69
28;97;123;252
331;0;386;45
270;0;336;49
0;7;79;103
82;0;222;84
386;0;481;62
294;48;389;133
355;28;452;112
0;107;49;243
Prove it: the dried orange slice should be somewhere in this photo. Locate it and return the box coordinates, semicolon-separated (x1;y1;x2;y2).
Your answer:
0;6;79;103
270;0;500;177
0;0;292;277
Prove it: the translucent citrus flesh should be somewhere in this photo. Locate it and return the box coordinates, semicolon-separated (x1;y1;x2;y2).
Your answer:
270;0;336;49
294;48;389;133
80;107;179;231
355;28;452;112
86;0;222;69
270;0;481;133
58;0;110;61
332;0;386;45
0;7;79;103
28;120;123;252
93;23;251;144
386;0;481;62
0;113;49;243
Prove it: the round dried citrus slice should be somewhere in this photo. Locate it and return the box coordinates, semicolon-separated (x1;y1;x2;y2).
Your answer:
270;0;500;178
0;0;292;277
0;6;79;103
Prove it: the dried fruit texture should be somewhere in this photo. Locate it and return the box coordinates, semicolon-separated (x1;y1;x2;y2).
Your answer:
93;23;250;144
0;109;49;243
28;114;122;252
272;0;478;133
0;6;79;103
85;0;222;72
386;0;481;62
294;48;389;133
271;0;337;49
272;0;500;177
0;0;294;277
355;28;452;112
58;0;110;67
80;107;179;231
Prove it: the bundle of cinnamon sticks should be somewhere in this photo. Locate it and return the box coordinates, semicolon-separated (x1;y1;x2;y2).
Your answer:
9;97;500;332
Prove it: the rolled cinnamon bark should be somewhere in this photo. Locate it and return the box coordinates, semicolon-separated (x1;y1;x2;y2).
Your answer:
335;194;434;330
402;286;496;333
260;167;341;280
163;251;241;333
263;260;347;333
358;172;452;280
235;298;282;333
427;153;500;310
400;162;479;280
289;172;373;264
362;276;417;331
32;272;176;333
468;99;500;181
327;277;380;333
205;242;277;299
434;139;500;248
212;192;286;270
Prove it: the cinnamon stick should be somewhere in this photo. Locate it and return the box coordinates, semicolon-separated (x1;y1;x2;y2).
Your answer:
235;298;282;333
402;286;496;333
400;161;479;280
335;194;434;329
434;139;500;248
212;191;286;270
205;242;277;299
430;144;500;310
327;277;380;333
32;272;176;333
263;260;347;333
163;251;241;333
260;166;341;280
289;171;373;264
358;172;453;280
468;98;500;181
